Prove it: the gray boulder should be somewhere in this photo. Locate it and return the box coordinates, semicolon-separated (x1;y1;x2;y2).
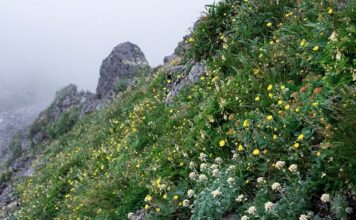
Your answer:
97;42;151;99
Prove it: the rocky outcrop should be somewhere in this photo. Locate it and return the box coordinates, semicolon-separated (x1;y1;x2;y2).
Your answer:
0;42;152;215
42;84;92;121
166;61;206;103
97;42;151;99
30;42;151;144
163;34;206;104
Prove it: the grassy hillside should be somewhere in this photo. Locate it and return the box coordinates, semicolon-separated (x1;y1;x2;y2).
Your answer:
10;0;356;219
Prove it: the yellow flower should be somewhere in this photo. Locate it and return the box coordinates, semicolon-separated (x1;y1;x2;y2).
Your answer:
252;149;260;155
273;134;278;140
163;194;168;199
327;8;333;14
263;149;268;154
295;108;300;113
293;143;300;148
255;96;260;101
238;144;244;151
268;93;273;98
156;208;161;213
173;195;179;200
313;46;320;51
297;134;304;141
219;140;226;147
267;84;273;91
281;85;286;90
266;22;272;27
243;120;249;128
285;104;290;110
312;102;319;107
300;39;308;47
145;195;153;202
145;204;150;210
278;100;283;105
267;115;273;120
316;151;321;157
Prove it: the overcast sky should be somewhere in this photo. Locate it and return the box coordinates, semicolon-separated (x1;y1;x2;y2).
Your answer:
0;0;216;94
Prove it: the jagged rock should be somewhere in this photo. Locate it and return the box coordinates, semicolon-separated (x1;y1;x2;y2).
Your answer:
97;42;151;99
0;185;15;208
46;84;93;121
80;94;105;117
166;61;206;103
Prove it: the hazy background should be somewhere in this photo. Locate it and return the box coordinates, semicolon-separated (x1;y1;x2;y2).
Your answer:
0;0;217;165
0;0;216;96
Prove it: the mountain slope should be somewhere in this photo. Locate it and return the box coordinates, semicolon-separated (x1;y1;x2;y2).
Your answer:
2;0;356;219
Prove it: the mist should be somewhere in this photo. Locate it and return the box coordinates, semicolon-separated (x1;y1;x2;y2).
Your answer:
0;0;216;98
0;0;217;160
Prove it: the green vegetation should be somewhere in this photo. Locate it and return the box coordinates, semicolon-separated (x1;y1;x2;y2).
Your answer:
47;107;80;139
10;0;356;219
8;133;23;165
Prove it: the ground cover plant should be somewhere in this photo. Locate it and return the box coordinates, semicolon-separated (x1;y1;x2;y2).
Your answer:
10;0;355;219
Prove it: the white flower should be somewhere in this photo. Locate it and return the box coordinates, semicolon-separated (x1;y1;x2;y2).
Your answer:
257;177;265;184
200;163;208;171
189;161;195;169
212;168;220;177
299;214;309;220
227;177;235;185
241;215;249;220
199;153;207;161
211;188;222;198
198;174;208;182
236;194;245;202
227;165;236;172
271;182;282;192
329;31;338;42
336;51;342;60
189;172;197;179
288;164;298;172
210;164;219;170
264;201;274;212
320;193;330;203
215;157;223;164
247;206;257;215
232;153;238;160
275;161;285;170
183;199;190;207
159;184;167;191
187;189;195;198
128;212;134;219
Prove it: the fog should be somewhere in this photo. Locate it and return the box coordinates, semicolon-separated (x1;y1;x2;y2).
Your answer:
0;0;216;101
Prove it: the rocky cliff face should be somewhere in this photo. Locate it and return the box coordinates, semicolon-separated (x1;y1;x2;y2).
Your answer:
1;38;205;217
0;41;151;214
30;42;150;146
